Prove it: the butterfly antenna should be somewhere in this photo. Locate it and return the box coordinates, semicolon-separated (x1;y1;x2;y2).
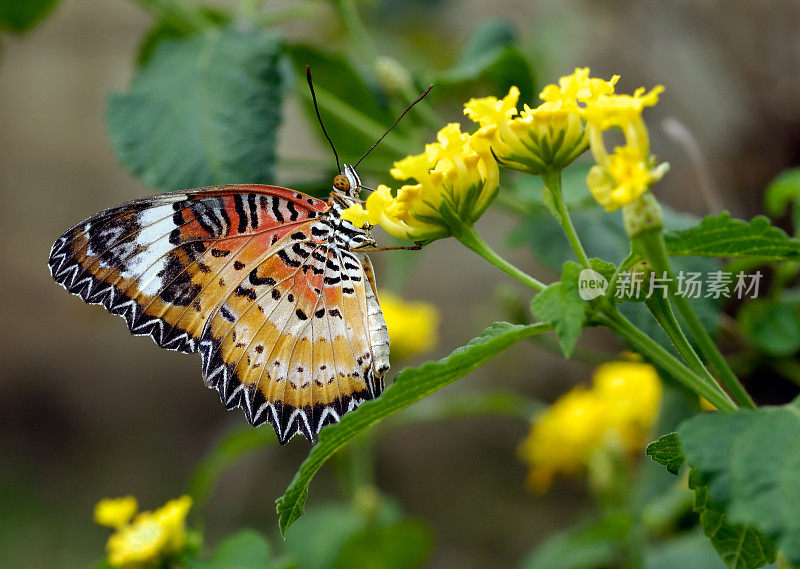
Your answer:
306;66;342;173
354;83;434;169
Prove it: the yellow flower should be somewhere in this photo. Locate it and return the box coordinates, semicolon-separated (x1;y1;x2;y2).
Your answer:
98;495;192;568
379;291;439;361
94;496;138;529
539;67;619;111
580;76;668;211
586;146;669;211
518;359;661;492
341;123;499;243
593;361;662;450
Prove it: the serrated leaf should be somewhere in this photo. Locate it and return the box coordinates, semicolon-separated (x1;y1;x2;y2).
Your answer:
646;432;685;475
678;401;800;564
664;213;800;260
107;27;285;192
530;262;586;356
0;0;58;33
275;322;552;535
333;520;433;569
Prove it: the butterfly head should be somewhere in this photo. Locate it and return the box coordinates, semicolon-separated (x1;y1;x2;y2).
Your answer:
332;164;362;200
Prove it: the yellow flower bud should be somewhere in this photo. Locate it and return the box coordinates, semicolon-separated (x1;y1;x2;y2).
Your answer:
379;291;439;361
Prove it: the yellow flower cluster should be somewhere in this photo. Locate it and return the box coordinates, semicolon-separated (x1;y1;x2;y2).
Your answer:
518;360;661;492
465;68;668;211
340;123;499;242
95;495;192;568
379;291;439;361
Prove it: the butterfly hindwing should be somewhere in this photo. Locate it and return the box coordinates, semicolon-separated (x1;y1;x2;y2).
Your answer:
49;184;390;443
199;225;388;443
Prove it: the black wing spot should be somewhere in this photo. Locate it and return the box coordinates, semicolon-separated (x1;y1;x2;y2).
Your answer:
234;286;257;300
220;305;236;322
233;261;245;270
296;309;308;320
211;248;230;257
315;308;325;318
271;289;281;300
248;269;276;286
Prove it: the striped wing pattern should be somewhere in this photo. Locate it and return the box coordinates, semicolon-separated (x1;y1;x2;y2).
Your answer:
48;185;389;443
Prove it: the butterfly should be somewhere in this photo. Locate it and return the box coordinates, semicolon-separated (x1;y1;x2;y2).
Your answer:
48;164;392;444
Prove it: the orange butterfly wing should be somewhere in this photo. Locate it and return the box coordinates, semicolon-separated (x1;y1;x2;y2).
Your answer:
49;185;389;443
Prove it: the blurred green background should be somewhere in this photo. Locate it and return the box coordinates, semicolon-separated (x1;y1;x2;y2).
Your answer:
1;1;799;567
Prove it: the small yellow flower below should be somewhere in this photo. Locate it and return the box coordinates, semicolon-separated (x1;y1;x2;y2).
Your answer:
380;291;439;361
96;495;192;568
518;359;661;492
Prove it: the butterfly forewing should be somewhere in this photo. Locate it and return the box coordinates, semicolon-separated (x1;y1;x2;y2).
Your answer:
49;184;389;443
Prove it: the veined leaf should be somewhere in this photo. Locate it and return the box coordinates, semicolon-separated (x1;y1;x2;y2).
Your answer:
677;401;800;565
647;431;777;568
530;262;586;357
664;213;800;260
275;322;552;535
107;27;285;192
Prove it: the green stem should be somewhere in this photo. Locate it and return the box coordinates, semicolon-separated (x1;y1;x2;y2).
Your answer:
542;171;591;268
645;294;716;385
598;308;737;411
334;0;378;66
454;223;546;292
636;230;756;409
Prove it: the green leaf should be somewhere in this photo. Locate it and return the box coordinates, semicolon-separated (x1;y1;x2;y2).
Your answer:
678;401;800;564
439;18;535;103
646;432;685;475
664;213;800;260
765;167;800;236
737;299;800;357
645;530;727;569
275;322;551;535
333;520;433;569
136;8;231;68
0;0;58;33
188;425;275;508
285;44;399;165
204;530;271;569
520;517;627;569
688;470;777;569
107;27;285;192
530;262;586;356
282;504;364;569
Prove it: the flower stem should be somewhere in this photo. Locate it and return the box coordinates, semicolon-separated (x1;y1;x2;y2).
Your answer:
597;308;737;412
645;294;717;385
635;230;756;409
542;171;592;268
454;224;546;292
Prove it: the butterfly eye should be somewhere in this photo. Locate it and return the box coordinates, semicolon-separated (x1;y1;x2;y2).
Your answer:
333;174;350;193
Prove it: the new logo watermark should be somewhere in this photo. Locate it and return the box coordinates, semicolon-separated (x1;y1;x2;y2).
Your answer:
579;269;609;300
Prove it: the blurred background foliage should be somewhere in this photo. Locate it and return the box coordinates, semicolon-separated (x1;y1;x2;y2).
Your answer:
2;0;800;568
